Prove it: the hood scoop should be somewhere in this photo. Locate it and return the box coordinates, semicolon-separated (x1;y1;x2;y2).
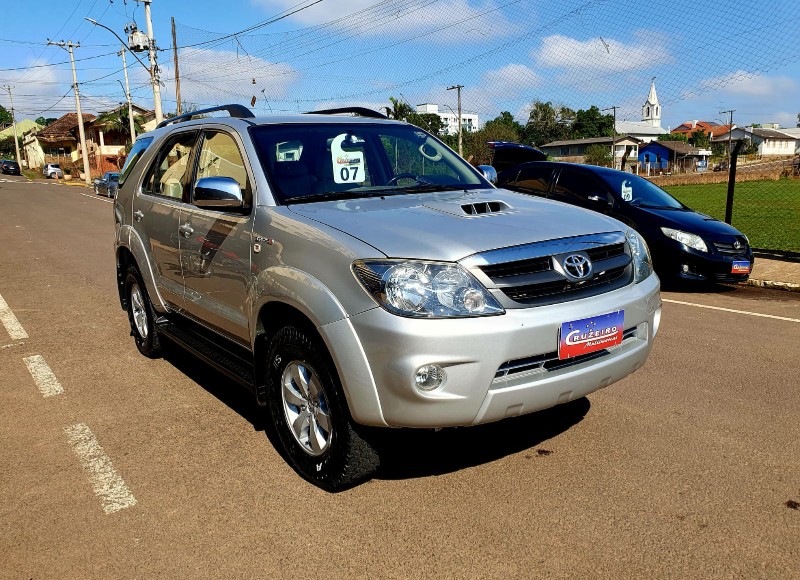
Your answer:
424;199;515;217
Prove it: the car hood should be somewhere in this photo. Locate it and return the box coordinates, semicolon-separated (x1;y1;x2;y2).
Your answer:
636;206;744;238
289;188;626;261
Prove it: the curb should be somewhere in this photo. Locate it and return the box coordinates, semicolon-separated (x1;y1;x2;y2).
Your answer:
745;279;800;293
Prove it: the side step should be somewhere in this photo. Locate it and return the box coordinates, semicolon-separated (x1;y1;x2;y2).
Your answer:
158;321;255;388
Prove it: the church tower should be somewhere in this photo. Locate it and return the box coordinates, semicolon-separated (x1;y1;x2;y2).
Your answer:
641;80;661;128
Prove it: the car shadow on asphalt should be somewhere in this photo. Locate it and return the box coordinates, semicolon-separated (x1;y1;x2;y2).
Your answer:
161;342;591;484
369;398;591;481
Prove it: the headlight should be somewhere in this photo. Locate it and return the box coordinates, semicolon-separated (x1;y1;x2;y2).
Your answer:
661;227;708;252
352;260;505;318
627;229;653;283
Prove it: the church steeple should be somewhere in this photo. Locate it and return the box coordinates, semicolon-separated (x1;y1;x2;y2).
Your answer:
642;78;661;128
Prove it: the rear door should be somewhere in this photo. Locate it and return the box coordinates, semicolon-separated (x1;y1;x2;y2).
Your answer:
179;128;254;345
133;129;199;308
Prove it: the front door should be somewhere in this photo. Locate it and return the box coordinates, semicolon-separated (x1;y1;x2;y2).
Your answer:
133;129;199;307
179;129;254;345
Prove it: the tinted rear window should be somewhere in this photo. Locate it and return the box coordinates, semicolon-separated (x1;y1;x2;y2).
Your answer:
119;137;154;186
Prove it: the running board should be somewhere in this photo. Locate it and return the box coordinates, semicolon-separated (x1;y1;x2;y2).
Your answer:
158;322;255;388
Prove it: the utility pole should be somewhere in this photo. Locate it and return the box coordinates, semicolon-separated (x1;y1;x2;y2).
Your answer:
2;85;22;167
447;84;464;157
135;0;163;123
602;105;618;169
172;17;182;115
719;109;735;170
118;47;136;142
47;41;92;185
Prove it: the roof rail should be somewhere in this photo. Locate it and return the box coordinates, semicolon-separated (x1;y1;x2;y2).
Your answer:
155;104;255;130
304;107;388;120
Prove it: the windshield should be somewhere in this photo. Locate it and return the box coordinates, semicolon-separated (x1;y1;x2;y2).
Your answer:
602;171;683;209
250;122;486;204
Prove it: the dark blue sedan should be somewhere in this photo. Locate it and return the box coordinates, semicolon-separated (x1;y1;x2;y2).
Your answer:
496;161;753;284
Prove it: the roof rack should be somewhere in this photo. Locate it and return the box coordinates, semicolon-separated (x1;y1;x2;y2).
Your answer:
155;104;255;130
304;107;388;120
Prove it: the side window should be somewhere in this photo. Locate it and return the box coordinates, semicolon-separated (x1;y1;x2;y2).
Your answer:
119;136;153;186
142;131;198;200
553;169;607;203
195;131;251;204
511;165;553;194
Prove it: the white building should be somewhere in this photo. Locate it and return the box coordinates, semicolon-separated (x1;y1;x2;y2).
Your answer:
615;81;668;143
416;103;479;136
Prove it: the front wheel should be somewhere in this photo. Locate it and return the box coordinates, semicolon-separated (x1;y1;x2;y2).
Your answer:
266;325;379;491
124;265;162;358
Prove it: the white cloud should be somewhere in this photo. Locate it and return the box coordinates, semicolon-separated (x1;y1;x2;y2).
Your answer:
481;64;541;94
162;47;300;108
534;34;671;72
250;0;515;41
699;70;797;97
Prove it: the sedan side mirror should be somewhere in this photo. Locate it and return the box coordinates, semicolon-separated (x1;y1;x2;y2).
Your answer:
477;165;497;184
193;176;244;210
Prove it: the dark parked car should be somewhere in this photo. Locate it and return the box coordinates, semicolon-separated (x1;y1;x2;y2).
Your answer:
1;159;21;175
495;160;753;283
93;171;120;197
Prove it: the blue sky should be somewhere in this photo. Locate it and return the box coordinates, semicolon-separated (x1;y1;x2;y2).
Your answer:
2;0;799;132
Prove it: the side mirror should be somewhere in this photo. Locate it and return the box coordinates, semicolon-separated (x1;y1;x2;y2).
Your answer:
477;165;498;185
193;176;244;210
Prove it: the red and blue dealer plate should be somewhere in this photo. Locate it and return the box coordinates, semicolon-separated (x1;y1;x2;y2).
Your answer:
732;260;751;274
559;310;625;360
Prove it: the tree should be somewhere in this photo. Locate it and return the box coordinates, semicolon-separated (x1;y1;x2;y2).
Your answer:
523;100;574;146
406;112;444;137
585;143;612;167
689;129;710;148
94;108;143;145
571;106;614;139
34;116;56;127
0;105;11;127
461;122;522;166
384;97;413;121
660;133;688;142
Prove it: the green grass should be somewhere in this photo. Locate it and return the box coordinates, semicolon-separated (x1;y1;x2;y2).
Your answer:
663;179;800;252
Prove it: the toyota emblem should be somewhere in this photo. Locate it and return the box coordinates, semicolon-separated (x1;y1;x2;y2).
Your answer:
562;253;593;281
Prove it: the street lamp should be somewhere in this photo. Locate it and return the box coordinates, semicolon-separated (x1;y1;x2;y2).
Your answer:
85;17;162;123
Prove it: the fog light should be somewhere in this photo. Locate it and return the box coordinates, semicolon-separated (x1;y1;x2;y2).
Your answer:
415;364;446;391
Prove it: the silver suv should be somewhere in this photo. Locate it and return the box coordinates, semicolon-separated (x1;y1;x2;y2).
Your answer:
114;105;661;490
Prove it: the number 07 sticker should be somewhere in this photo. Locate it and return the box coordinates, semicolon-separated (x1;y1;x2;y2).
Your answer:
331;134;365;184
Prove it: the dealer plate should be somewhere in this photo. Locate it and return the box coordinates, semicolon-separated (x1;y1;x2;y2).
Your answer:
732;260;751;274
559;310;624;360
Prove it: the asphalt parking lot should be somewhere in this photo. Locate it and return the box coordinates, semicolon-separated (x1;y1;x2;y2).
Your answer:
1;175;799;578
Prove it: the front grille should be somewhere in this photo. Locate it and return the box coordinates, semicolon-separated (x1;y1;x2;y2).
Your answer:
713;239;749;256
495;327;639;379
471;233;632;307
502;264;628;302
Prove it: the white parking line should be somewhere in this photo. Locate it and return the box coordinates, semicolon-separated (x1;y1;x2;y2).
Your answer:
72;190;113;203
23;355;64;397
0;293;28;340
662;298;800;323
64;423;137;514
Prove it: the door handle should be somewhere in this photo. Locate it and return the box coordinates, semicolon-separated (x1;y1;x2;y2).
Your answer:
178;223;194;238
133;210;144;222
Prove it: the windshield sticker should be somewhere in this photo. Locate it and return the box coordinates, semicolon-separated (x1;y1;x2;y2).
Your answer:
331;134;365;184
621;180;633;202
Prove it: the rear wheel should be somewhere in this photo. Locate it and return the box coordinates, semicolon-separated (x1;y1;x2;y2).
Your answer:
124;265;162;358
266;325;379;491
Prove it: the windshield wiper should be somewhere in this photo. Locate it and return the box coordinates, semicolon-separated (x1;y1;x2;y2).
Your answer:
395;184;468;194
283;190;389;204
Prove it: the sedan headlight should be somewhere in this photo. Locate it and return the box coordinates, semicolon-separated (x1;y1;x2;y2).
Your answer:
353;260;505;318
661;227;708;252
627;229;653;283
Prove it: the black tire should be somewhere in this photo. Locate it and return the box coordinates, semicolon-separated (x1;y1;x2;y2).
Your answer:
266;325;379;491
124;264;163;358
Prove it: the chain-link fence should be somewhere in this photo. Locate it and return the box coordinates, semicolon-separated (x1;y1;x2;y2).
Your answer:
659;157;800;254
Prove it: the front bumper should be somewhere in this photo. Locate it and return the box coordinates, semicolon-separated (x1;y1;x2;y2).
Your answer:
328;273;660;428
653;244;753;283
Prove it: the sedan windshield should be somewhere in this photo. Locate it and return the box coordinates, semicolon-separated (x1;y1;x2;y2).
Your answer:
602;171;683;209
250;122;487;204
